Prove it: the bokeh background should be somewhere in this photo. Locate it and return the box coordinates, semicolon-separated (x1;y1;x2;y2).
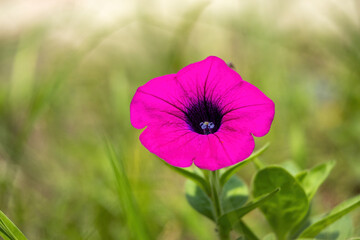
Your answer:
0;0;359;239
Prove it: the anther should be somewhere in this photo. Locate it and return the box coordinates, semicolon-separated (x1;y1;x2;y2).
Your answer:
200;121;215;135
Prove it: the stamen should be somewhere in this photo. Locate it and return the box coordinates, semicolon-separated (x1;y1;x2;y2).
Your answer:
200;121;215;135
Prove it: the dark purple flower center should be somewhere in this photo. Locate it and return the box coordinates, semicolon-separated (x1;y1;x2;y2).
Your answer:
185;99;223;135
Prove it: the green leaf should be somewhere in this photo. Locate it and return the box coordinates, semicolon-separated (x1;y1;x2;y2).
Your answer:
185;180;214;221
281;161;302;175
220;143;270;185
0;209;27;240
162;161;210;195
253;166;309;240
299;194;360;238
220;176;249;214
315;215;353;240
290;161;336;238
296;160;336;201
233;220;260;240
218;188;279;232
288;206;312;239
263;233;276;240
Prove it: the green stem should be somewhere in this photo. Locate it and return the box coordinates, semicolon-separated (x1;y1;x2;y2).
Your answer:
253;157;265;170
210;170;230;240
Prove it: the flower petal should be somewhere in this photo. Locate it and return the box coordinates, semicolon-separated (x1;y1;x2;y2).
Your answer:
131;73;202;168
130;74;186;129
176;56;243;102
177;56;274;137
194;129;255;171
139;123;199;168
221;81;275;137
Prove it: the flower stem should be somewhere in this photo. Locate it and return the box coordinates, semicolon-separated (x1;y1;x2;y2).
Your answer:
210;170;230;240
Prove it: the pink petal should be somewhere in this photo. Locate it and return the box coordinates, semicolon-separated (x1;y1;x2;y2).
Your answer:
176;56;243;102
130;73;201;168
221;81;275;137
130;74;185;129
139;123;199;168
194;128;255;171
177;56;274;137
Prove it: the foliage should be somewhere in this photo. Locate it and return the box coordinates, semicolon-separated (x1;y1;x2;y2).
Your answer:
181;144;360;239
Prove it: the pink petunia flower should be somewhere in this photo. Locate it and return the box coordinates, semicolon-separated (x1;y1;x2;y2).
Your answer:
130;56;274;171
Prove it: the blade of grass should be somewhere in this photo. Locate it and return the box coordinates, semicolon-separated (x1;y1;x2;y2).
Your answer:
105;140;151;240
0;209;27;240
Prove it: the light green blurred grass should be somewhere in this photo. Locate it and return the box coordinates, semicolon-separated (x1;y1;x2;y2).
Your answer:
0;0;359;239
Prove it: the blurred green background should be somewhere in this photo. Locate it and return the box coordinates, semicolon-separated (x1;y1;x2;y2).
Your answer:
0;0;359;239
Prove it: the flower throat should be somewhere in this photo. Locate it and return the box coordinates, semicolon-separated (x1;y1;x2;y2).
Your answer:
185;99;223;135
